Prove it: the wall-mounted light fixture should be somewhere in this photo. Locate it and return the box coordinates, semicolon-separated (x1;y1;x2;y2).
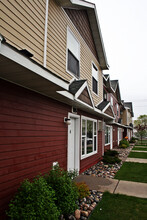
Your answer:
64;117;71;125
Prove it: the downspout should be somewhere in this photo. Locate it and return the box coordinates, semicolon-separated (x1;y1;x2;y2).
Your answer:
44;0;49;68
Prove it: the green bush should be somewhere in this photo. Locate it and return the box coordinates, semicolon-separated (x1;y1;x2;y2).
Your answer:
102;155;121;164
75;182;90;199
6;176;60;220
104;150;119;157
129;137;136;143
45;165;79;217
119;139;130;148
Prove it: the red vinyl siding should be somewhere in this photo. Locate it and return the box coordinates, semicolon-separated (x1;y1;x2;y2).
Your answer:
0;79;70;218
0;79;104;218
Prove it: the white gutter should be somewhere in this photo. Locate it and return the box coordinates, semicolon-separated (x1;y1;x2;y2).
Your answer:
44;0;49;68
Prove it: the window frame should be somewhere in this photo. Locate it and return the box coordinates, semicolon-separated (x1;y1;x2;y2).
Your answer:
81;116;98;160
66;27;80;78
105;125;111;145
92;62;99;96
110;96;113;106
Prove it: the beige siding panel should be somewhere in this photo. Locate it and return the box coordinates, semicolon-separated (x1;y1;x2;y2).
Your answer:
1;12;44;52
47;0;104;102
1;0;45;65
17;0;45;27
2;1;44;36
28;0;45;16
1;26;43;64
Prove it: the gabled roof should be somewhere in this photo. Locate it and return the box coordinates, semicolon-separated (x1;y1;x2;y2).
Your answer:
69;80;86;95
124;102;134;117
69;79;94;108
110;80;118;91
97;101;109;111
55;0;109;70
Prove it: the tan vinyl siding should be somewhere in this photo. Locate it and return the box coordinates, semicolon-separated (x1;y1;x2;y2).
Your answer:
47;0;103;104
0;0;45;65
0;0;103;105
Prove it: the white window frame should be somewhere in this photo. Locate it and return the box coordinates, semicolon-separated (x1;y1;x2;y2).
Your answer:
66;27;80;78
81;116;97;160
105;125;111;145
92;62;99;96
117;104;119;116
110;96;113;106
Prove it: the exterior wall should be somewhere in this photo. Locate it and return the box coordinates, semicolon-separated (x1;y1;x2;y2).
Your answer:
121;109;132;126
47;0;103;105
0;79;70;218
1;0;45;65
104;144;110;151
0;79;104;218
109;93;120;122
0;0;103;106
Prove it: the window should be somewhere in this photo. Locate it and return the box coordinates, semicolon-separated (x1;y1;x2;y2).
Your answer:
81;116;97;158
110;96;113;106
117;104;119;116
105;126;110;145
103;89;107;101
92;63;98;95
119;128;122;140
67;28;80;77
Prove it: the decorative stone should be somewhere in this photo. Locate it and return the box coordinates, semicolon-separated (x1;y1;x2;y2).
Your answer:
75;209;81;220
81;211;89;217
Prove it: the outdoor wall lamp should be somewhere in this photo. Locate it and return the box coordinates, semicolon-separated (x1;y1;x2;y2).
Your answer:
64;117;71;125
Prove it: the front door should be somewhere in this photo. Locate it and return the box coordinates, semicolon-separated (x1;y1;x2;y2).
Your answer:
67;113;80;172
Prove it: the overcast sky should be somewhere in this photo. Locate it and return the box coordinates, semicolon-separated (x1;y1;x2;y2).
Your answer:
91;0;147;120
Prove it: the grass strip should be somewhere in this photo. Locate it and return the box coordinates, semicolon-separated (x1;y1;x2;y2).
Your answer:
133;147;147;151
89;192;147;220
114;162;147;183
128;152;147;159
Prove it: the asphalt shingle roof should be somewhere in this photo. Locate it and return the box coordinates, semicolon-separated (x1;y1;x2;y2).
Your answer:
69;80;86;95
97;101;109;111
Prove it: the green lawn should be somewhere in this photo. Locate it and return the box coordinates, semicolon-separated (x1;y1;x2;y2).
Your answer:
89;192;147;220
136;140;147;146
133;147;147;151
114;162;147;183
128;152;147;159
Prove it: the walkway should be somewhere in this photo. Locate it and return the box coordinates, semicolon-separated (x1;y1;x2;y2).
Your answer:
75;146;147;198
75;175;147;198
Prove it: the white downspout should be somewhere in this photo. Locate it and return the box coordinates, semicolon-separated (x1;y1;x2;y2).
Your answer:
44;0;49;68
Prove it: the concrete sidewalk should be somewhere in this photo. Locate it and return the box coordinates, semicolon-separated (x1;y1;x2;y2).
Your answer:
114;180;147;198
75;175;147;198
131;150;147;153
125;158;147;163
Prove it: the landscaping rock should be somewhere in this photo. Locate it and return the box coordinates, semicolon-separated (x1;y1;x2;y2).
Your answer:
75;209;81;220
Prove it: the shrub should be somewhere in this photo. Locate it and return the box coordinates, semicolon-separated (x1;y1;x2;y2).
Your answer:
75;182;90;199
102;155;121;164
6;176;60;220
119;139;130;148
104;150;119;157
129;137;136;143
45;165;79;217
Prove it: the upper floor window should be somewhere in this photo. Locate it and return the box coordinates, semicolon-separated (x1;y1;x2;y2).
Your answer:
110;96;113;106
92;63;98;95
67;28;80;78
103;89;107;101
117;104;119;116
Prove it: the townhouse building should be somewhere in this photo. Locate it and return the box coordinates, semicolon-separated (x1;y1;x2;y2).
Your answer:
0;0;133;218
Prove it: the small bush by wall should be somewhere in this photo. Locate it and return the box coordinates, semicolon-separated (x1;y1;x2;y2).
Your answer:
6;176;60;220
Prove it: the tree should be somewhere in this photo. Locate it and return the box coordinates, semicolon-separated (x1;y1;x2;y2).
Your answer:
134;115;147;143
